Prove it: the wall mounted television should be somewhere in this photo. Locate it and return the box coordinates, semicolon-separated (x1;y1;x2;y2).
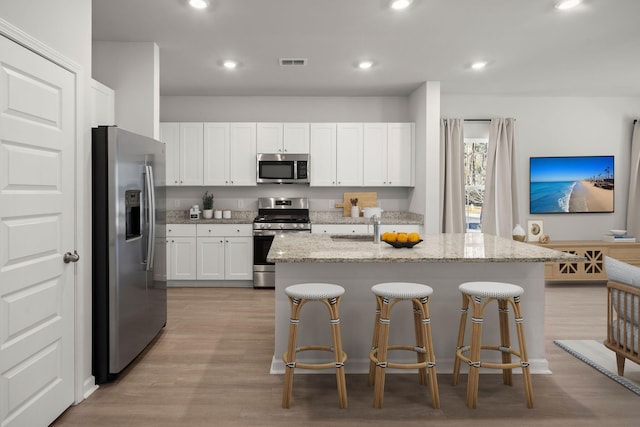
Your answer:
529;156;614;214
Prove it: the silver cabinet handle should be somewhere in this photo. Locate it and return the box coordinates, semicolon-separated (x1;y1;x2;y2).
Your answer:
63;250;80;264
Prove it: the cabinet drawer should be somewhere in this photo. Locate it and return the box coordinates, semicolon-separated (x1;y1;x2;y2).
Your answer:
196;224;252;237
379;225;421;234
167;224;197;236
312;224;369;234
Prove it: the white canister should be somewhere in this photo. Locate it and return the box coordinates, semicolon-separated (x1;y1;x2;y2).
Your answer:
351;206;360;218
214;210;222;219
223;210;232;219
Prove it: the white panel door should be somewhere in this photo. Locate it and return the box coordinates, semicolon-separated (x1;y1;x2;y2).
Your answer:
159;123;180;185
196;237;225;280
336;123;363;186
309;123;337;186
363;123;387;186
387;123;414;186
229;123;256;186
224;237;253;280
203;123;229;185
283;123;309;153
256;122;283;153
179;123;203;185
0;35;75;427
168;237;197;280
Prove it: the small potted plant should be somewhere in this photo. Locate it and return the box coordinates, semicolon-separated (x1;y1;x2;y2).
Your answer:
202;191;214;219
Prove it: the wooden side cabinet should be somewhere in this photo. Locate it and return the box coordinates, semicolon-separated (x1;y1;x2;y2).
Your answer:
534;240;640;282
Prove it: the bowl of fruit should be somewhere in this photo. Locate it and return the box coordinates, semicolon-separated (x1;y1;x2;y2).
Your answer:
381;231;423;248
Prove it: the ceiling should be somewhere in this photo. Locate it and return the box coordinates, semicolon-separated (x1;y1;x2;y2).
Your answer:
92;0;640;97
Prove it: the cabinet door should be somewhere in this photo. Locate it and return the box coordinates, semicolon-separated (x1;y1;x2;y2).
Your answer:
363;123;387;186
160;122;180;185
90;79;115;127
197;237;225;280
387;123;414;186
283;123;310;153
225;237;253;280
203;123;230;185
310;123;337;186
179;123;204;185
169;237;197;280
229;123;257;186
336;123;363;186
256;122;283;153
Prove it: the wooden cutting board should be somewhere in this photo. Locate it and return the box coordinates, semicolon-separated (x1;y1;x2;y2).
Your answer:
336;192;378;217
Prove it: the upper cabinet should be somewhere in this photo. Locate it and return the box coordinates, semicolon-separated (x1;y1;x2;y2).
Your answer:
257;122;309;153
309;123;363;187
203;122;256;186
363;123;414;187
90;79;115;127
159;122;204;186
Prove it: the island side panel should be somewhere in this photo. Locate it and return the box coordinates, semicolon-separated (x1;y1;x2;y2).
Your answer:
271;261;548;375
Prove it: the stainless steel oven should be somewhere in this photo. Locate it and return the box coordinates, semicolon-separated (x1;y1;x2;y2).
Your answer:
253;197;310;288
256;153;309;184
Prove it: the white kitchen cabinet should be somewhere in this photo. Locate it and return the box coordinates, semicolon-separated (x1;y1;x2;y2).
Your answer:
310;123;337;186
257;122;309;153
336;123;363;186
160;122;203;186
203;122;256;186
90;79;114;127
312;224;369;234
167;225;197;280
310;123;363;187
196;224;252;280
363;123;414;187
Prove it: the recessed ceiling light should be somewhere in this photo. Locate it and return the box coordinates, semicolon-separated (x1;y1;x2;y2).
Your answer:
471;61;488;70
189;0;209;10
223;60;238;69
358;61;374;70
390;0;413;10
555;0;582;10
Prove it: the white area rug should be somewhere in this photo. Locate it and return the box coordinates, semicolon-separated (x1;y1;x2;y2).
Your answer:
554;340;640;396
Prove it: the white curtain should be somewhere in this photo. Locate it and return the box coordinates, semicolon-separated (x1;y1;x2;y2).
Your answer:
440;119;466;233
627;121;640;238
482;118;519;238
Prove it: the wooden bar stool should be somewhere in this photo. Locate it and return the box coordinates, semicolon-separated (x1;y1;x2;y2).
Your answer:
368;282;440;409
452;281;534;408
282;283;348;409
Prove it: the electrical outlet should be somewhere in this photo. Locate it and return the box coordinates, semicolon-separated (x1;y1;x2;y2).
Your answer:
237;199;244;209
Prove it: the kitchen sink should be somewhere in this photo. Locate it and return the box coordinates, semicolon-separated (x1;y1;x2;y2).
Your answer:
330;234;374;242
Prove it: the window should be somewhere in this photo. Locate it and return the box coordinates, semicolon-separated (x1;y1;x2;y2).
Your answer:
464;138;488;232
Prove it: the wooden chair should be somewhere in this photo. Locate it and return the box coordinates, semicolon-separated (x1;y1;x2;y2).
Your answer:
604;257;640;375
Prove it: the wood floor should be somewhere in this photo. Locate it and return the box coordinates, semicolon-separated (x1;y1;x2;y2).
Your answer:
53;284;638;426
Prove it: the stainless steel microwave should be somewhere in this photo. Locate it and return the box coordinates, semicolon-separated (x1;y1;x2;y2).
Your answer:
256;153;310;184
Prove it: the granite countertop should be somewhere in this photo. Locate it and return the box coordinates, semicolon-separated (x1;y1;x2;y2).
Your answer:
309;211;423;225
166;210;423;225
267;232;583;263
166;210;256;224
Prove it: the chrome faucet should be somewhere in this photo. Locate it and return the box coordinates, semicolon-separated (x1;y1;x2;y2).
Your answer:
371;215;381;243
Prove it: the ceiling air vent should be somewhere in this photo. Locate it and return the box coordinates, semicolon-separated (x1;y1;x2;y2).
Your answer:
279;58;308;66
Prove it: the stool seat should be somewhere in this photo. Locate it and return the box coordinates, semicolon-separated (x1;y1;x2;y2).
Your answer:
458;281;524;299
285;283;345;300
371;282;434;299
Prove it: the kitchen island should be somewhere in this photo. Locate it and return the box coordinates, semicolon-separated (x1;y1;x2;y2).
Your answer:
267;232;580;375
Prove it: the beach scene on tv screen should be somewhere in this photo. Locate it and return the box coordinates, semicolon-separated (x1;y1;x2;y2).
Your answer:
530;156;614;213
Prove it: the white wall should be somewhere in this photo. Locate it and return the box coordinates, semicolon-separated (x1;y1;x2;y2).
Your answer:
0;0;94;403
161;95;414;213
441;95;640;240
93;41;159;138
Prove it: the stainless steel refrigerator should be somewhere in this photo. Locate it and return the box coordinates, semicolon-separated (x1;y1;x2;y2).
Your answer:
92;126;166;384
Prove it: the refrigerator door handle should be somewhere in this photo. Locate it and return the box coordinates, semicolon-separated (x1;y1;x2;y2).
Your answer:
145;164;156;271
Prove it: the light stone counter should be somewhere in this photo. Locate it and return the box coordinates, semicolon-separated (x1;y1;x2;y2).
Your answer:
309;210;422;225
269;233;581;376
167;210;256;224
267;232;578;263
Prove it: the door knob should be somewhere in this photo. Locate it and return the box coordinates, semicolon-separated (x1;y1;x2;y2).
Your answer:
63;250;80;264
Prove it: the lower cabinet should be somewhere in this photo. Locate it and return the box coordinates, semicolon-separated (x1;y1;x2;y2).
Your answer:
167;224;252;283
312;224;369;234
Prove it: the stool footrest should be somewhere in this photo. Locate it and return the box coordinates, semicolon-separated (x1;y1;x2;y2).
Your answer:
456;345;524;370
369;345;436;370
283;346;348;371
